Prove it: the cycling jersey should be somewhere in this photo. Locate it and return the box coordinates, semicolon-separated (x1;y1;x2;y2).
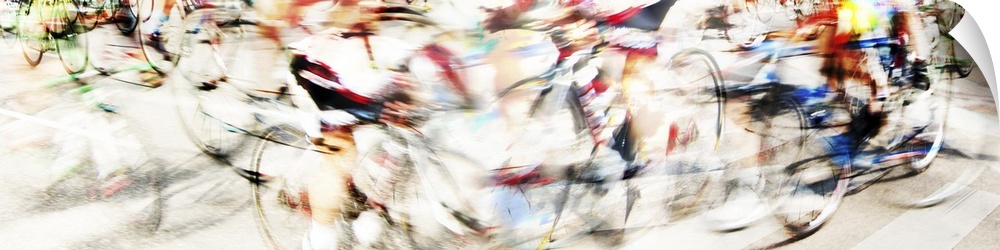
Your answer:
839;0;883;34
289;34;420;124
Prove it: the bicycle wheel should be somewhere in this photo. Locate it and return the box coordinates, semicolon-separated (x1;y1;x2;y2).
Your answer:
618;49;727;230
352;124;491;248
55;22;89;74
934;0;963;33
172;75;253;157
844;80;960;208
1;20;14;48
702;85;808;232
75;0;103;32
88;24;140;74
894;79;948;172
644;49;726;159
492;180;625;249
1;0;18;47
745;0;777;24
153;156;254;235
112;0;137;34
497;92;632;249
250;125;313;250
171;14;262;156
17;1;43;66
41;0;78;36
726;8;767;50
135;0;180;74
3;101;164;233
768;132;849;236
952;41;976;78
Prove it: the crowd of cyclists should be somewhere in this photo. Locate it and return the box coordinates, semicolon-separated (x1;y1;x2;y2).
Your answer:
0;0;975;248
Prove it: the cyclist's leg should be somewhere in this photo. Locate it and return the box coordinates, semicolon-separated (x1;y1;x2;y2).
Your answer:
892;0;931;88
141;0;176;36
600;50;658;177
893;0;930;60
304;127;357;249
162;0;174;17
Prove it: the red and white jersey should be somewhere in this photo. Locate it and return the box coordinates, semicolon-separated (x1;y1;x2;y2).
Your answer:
288;34;421;103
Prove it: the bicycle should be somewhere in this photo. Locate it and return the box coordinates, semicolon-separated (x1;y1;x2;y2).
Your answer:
1;0;20;47
75;0;139;34
921;0;974;79
133;0;252;74
16;0;90;74
0;79;162;234
246;46;720;249
689;0;771;50
241;5;515;248
167;8;309;158
719;8;958;237
34;60;276;239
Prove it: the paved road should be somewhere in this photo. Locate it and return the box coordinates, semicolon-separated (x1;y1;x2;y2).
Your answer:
2;6;1000;250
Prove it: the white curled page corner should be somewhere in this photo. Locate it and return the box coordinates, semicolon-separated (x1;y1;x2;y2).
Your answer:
951;0;999;123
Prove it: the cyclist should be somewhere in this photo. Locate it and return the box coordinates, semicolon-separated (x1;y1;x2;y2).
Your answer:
143;0;328;44
287;1;676;247
282;1;428;249
139;0;350;86
777;0;932;164
484;0;692;183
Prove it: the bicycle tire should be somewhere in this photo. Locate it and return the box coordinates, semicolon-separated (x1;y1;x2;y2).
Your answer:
18;1;43;67
75;0;102;32
41;0;78;37
848;81;960;208
658;49;727;154
406;78;610;249
350;124;491;248
745;0;776;24
250;125;313;250
703;87;807;232
136;0;181;74
113;0;137;34
627;49;726;224
726;10;767;50
1;0;18;47
171;12;256;157
55;24;89;74
503;89;634;249
768;137;850;236
897;78;948;172
956;59;975;78
172;76;253;157
87;24;139;74
934;0;963;33
935;33;975;79
1;19;16;48
405;42;604;247
153;157;255;235
842;86;946;195
4;102;164;234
